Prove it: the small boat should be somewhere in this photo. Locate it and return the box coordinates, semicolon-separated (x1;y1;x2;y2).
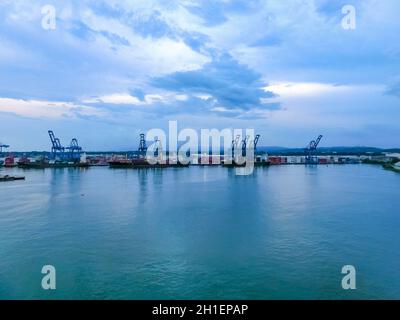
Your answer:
0;175;25;182
383;162;400;173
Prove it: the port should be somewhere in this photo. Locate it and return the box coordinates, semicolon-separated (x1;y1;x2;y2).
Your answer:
0;0;399;314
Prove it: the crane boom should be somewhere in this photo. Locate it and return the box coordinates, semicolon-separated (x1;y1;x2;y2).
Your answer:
48;130;65;157
241;135;250;157
305;134;323;164
66;138;82;160
231;135;241;158
314;135;323;149
251;134;260;151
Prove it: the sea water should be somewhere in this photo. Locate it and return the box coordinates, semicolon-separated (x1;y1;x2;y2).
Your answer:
0;164;399;299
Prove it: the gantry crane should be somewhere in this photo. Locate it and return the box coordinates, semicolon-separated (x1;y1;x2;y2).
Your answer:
48;130;65;159
241;135;250;157
48;130;83;161
305;135;323;164
248;134;260;152
242;134;261;160
231;135;241;159
230;134;260;159
66;138;82;160
0;143;10;153
138;133;147;157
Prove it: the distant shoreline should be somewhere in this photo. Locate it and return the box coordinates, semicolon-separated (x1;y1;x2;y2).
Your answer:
1;146;399;157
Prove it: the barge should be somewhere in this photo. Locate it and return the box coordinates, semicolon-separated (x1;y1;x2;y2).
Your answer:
17;156;89;169
0;175;25;182
109;157;189;168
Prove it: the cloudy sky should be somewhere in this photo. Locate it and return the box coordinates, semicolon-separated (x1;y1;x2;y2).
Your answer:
0;0;399;151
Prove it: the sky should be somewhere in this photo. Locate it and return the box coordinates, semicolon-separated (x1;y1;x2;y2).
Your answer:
0;0;399;151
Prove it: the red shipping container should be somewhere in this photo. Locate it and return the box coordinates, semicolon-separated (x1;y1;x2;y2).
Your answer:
269;156;282;165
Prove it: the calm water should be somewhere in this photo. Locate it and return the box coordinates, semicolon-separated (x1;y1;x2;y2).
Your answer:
0;164;399;299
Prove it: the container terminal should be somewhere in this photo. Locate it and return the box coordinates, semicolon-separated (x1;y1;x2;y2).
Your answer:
1;131;399;172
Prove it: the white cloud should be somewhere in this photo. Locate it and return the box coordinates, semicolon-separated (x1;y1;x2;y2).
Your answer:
81;92;189;106
174;94;188;101
82;93;142;105
1;0;400;148
0;98;106;119
76;8;211;76
266;82;353;98
196;94;212;100
264;83;398;130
